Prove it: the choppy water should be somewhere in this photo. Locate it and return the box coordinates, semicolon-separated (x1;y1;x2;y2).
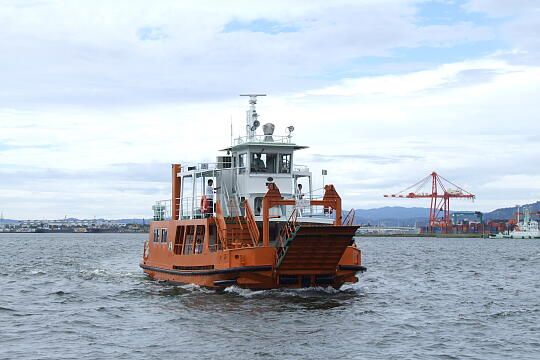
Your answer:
1;234;539;360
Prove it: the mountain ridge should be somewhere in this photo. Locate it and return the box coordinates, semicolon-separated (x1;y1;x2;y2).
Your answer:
2;201;538;225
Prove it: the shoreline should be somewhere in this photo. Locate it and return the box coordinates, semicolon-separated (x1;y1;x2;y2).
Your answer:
356;233;488;238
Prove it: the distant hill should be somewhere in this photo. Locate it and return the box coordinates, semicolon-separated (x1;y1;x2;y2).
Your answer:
0;219;19;224
2;201;538;225
483;201;540;221
347;200;540;226
0;218;149;224
113;219;149;224
348;206;429;226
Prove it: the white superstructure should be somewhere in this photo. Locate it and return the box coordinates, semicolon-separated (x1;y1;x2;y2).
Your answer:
166;95;334;224
509;207;540;238
491;206;540;239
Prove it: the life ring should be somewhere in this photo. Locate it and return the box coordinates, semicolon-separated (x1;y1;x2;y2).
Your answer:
200;195;209;213
143;241;150;259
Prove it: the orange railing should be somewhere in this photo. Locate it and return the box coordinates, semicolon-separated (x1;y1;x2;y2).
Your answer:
244;200;260;245
343;209;355;226
215;201;228;249
229;199;244;230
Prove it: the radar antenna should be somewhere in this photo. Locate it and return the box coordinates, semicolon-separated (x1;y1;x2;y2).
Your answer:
240;94;266;140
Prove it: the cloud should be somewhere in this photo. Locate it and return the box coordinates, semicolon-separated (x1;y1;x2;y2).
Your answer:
0;0;496;108
303;59;519;97
1;1;540;218
137;26;168;41
464;0;539;17
2;55;539;217
311;154;422;164
463;1;540;65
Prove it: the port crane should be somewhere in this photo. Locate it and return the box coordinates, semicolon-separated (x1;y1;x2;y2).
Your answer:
384;172;475;233
512;210;540;224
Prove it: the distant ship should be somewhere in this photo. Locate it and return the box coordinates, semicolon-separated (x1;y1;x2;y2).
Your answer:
490;207;540;239
140;94;366;289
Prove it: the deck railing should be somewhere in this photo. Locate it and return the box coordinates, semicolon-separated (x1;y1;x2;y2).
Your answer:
244;200;260;245
152;200;171;221
234;134;292;146
276;208;299;263
343;208;355;226
214;201;228;249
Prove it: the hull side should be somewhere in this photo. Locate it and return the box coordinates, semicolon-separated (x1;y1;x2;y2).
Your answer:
142;219;365;289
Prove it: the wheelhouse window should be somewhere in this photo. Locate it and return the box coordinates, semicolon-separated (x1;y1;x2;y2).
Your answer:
279;154;291;173
153;229;160;243
161;228;168;243
239;153;246;174
251;152;276;173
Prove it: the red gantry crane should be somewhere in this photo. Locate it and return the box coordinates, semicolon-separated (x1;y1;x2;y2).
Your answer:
384;172;475;233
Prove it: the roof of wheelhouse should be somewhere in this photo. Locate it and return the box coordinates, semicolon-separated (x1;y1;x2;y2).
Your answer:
220;143;308;152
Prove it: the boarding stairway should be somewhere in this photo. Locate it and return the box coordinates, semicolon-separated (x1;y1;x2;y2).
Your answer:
215;198;260;249
276;210;359;271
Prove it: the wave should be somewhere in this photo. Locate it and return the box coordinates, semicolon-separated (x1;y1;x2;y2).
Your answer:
223;285;352;298
78;267;143;281
491;308;539;318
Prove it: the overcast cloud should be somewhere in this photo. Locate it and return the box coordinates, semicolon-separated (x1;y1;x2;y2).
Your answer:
1;0;539;219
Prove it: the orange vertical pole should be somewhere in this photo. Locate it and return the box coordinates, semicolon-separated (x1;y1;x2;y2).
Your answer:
261;183;295;246
335;196;342;226
172;164;181;220
429;172;437;233
262;200;270;246
322;185;342;225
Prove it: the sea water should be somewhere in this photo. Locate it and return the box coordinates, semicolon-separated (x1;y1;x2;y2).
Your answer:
1;234;539;359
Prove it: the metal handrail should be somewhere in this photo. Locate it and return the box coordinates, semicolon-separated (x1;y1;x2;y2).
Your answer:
276;208;299;263
293;164;310;172
152;199;171;221
244;200;260;245
343;208;355;226
234;134;292;145
214;201;228;249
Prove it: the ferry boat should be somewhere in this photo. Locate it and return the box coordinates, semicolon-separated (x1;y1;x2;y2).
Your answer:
140;95;366;289
490;206;540;239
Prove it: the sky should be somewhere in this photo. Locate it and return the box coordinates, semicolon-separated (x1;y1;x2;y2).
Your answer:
1;0;539;219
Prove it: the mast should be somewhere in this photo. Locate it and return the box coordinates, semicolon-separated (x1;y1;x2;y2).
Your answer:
240;94;265;140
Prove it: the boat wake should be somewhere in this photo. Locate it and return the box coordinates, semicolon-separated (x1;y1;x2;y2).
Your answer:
78;267;143;282
223;284;359;298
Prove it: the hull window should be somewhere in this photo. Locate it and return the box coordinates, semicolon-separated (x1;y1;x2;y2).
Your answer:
184;225;195;255
208;225;218;252
161;228;168;243
254;197;262;216
194;225;205;254
153;229;160;243
174;226;185;255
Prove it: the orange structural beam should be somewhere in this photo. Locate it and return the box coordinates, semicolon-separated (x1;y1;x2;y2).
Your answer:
261;183;343;246
311;184;342;226
262;184;295;246
171;164;181;220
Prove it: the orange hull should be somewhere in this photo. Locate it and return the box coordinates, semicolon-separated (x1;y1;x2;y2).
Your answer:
141;219;365;289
